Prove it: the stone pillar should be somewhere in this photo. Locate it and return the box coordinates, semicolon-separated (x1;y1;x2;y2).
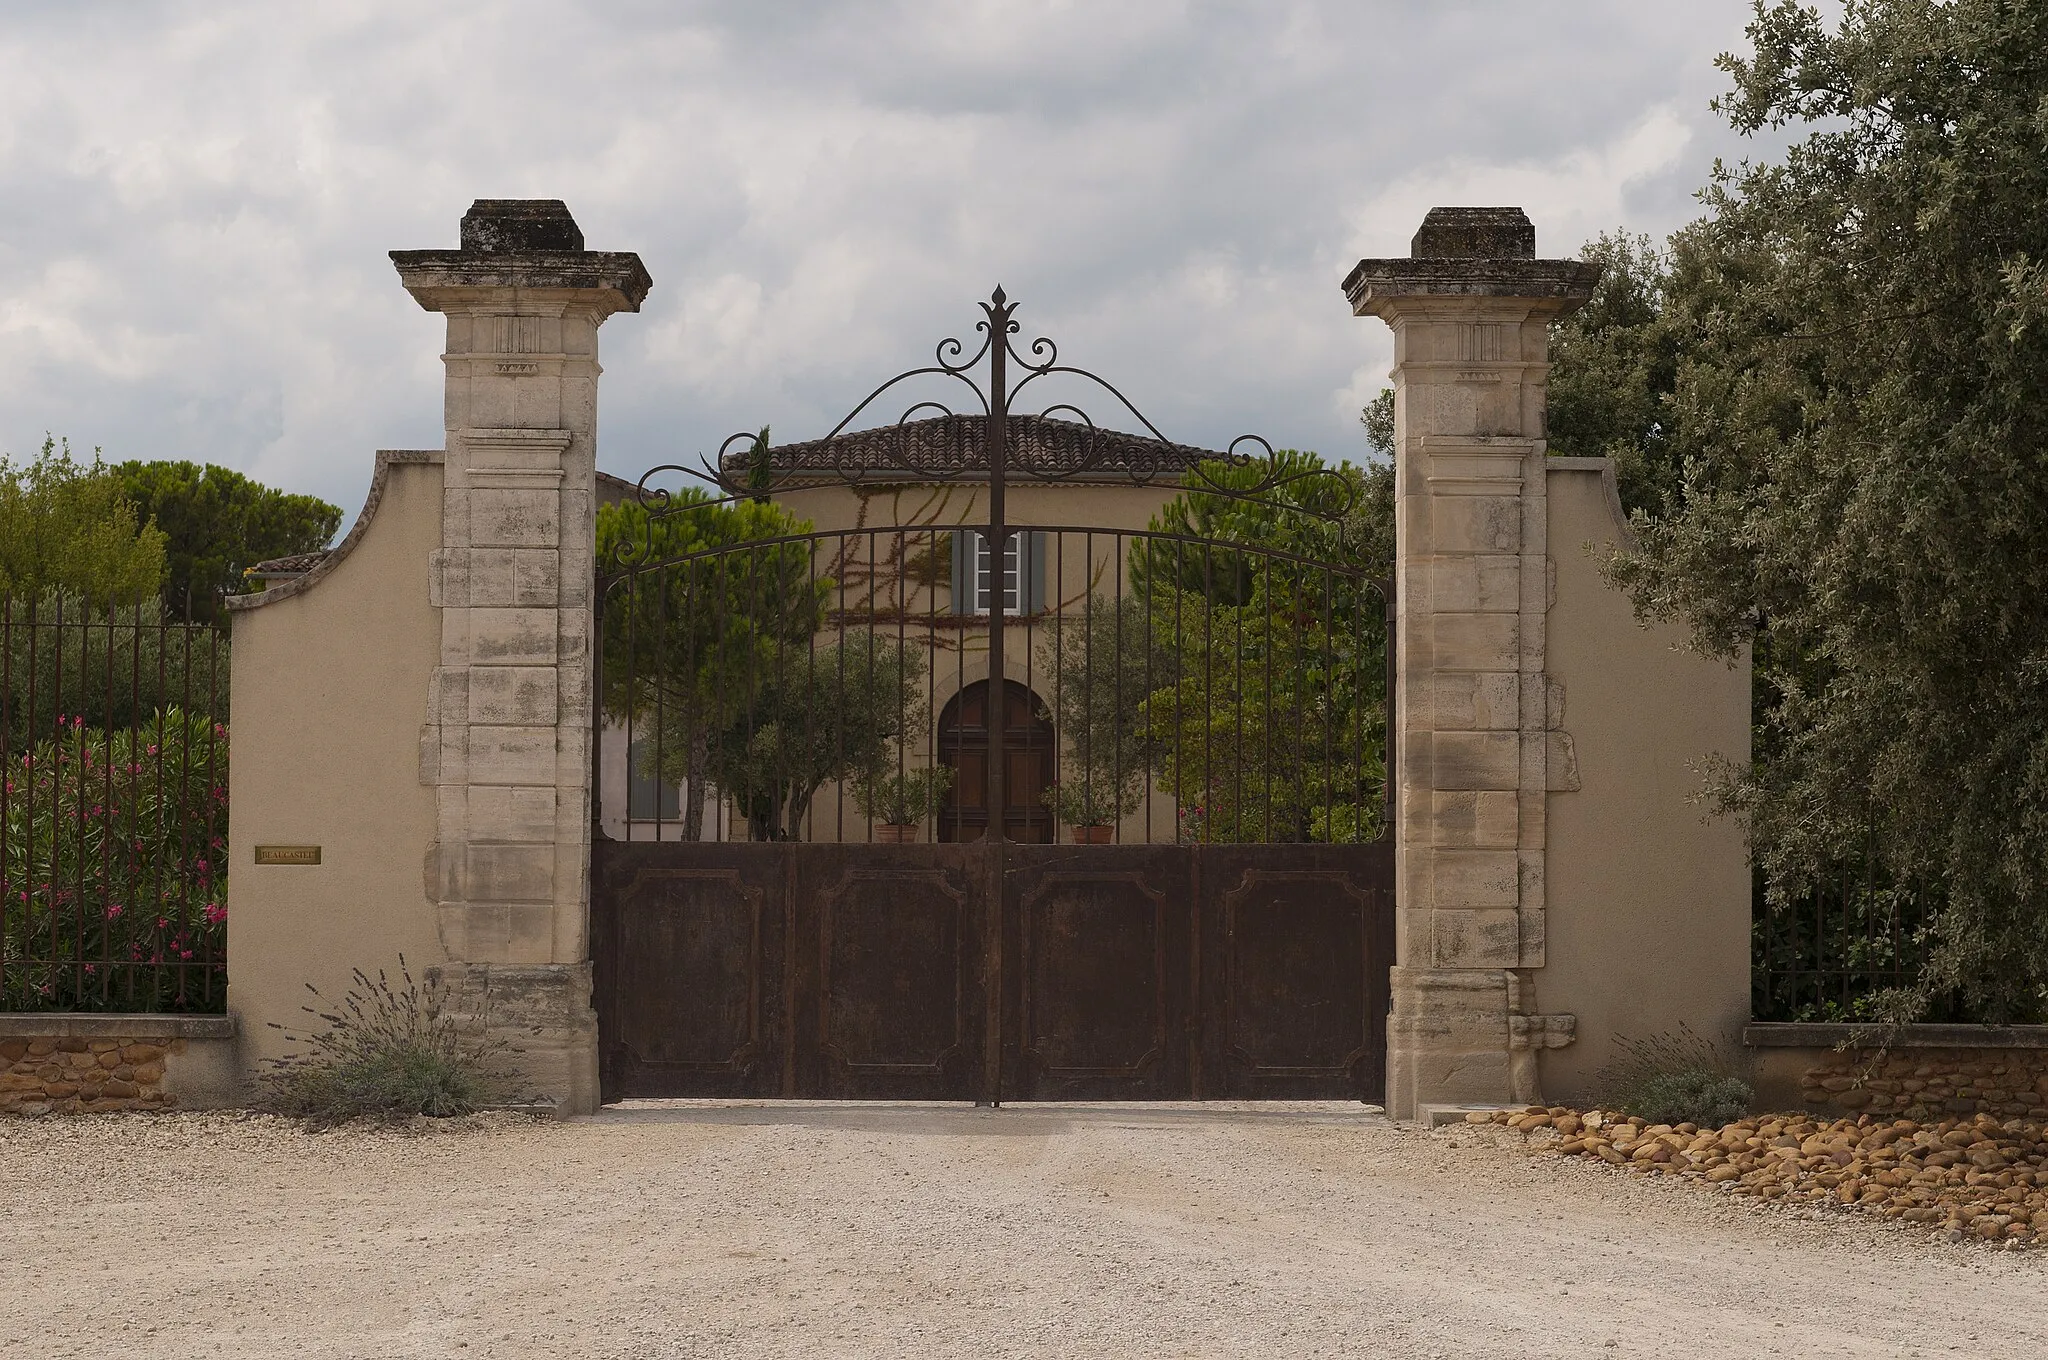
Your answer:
392;200;651;1113
1344;208;1598;1120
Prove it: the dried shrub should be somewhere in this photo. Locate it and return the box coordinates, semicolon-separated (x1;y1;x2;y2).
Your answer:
261;959;520;1127
1599;1024;1754;1128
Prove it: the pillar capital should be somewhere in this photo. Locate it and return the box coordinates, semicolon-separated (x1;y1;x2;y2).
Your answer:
1342;206;1599;319
392;199;652;319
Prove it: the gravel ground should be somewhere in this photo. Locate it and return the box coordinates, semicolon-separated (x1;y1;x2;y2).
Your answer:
3;1101;2046;1359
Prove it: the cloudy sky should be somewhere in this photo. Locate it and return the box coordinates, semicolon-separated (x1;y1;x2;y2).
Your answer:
0;1;1777;526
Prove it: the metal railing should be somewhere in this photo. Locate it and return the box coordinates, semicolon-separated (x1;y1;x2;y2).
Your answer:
0;595;229;1012
1751;861;1939;1023
596;524;1389;846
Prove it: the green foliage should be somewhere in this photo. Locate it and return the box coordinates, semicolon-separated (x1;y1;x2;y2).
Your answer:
1119;450;1392;842
0;595;228;750
1569;0;2048;1023
1599;1026;1753;1127
1133;449;1392;600
0;707;227;1012
851;764;954;825
1621;1070;1756;1129
1544;231;1685;517
1139;590;1384;843
694;634;929;841
113;461;342;623
0;437;166;602
261;960;518;1126
1037;594;1163;829
1360;388;1395;458
597;490;821;838
1046;771;1143;829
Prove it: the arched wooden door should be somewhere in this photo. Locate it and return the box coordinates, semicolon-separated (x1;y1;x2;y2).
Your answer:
936;680;1056;842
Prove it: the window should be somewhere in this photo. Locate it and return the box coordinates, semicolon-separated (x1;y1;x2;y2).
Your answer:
950;531;1045;616
970;532;1022;615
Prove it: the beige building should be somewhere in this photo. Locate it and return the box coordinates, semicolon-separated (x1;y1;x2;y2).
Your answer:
594;415;1263;847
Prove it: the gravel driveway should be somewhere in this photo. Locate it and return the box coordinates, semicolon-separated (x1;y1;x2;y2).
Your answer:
4;1101;2045;1358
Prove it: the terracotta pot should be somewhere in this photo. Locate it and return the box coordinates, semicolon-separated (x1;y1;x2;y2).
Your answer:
1070;824;1115;844
874;823;919;844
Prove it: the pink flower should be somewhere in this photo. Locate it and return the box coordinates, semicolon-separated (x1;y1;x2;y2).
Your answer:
203;903;227;926
104;902;123;920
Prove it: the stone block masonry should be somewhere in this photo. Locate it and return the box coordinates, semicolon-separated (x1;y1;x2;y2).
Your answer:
0;1015;238;1114
392;199;650;1113
1748;1024;2048;1123
223;201;647;1115
1345;208;1599;1118
0;1039;177;1114
1807;1049;2048;1122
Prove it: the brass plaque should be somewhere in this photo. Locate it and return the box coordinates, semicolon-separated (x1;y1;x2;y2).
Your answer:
254;845;322;866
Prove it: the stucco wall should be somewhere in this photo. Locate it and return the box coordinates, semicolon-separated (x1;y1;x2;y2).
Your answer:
1537;457;1751;1103
226;453;447;1075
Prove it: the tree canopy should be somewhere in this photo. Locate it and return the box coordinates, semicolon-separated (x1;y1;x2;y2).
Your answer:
1572;0;2048;1022
1075;449;1395;843
114;461;341;622
597;488;821;840
0;438;167;602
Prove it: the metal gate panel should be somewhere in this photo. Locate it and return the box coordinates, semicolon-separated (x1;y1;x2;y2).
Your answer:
590;288;1397;1107
1198;845;1393;1099
592;843;789;1099
795;846;989;1100
1002;847;1195;1101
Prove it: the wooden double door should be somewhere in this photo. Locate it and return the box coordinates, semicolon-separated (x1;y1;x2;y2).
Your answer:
935;679;1056;843
591;838;1393;1104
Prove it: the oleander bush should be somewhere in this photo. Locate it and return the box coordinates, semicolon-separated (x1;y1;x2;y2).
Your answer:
0;706;227;1011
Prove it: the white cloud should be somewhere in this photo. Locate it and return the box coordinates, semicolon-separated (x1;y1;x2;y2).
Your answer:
0;0;1765;524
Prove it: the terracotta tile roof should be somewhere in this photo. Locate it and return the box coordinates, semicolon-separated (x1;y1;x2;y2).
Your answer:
722;414;1223;483
246;550;331;578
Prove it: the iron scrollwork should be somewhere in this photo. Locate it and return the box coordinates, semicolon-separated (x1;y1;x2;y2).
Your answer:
605;287;1362;572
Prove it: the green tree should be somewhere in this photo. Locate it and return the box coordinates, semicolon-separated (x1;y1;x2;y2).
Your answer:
1118;450;1392;842
701;635;928;841
597;489;820;839
1600;0;2048;1023
0;438;166;602
113;461;341;622
1038;594;1166;829
1139;587;1383;843
1543;232;1685;517
1;595;229;748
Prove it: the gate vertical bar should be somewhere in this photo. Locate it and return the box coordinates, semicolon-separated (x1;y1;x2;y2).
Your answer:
979;287;1013;1105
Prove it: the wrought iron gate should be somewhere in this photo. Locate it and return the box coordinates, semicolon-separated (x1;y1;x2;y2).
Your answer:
591;289;1394;1103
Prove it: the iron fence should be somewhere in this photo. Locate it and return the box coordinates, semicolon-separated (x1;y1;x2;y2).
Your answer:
1751;861;1940;1022
596;524;1389;847
0;595;229;1012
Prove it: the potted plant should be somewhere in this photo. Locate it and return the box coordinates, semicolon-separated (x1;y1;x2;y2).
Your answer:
1046;772;1143;844
851;765;955;843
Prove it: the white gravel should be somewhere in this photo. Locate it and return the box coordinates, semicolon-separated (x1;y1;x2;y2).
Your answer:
3;1101;2045;1359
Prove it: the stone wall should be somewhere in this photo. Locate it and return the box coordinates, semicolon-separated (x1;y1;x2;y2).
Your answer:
1750;1024;2048;1122
1345;207;1750;1119
225;200;647;1114
0;1016;238;1114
